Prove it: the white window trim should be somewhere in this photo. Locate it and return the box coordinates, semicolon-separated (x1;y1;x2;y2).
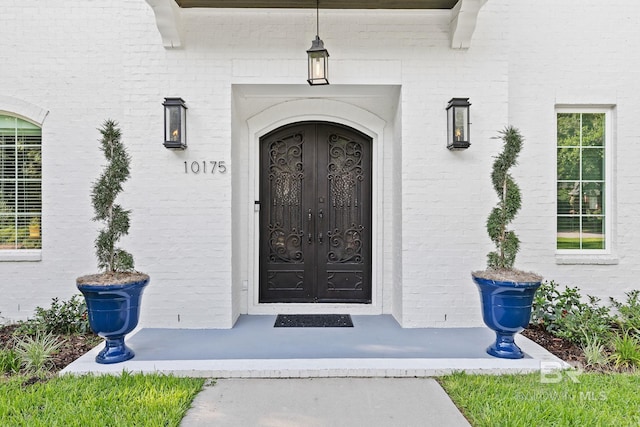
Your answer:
0;97;48;262
0;249;41;262
555;106;617;265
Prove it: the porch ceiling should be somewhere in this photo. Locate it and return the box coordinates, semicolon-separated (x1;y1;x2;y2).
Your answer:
174;0;459;9
145;0;487;49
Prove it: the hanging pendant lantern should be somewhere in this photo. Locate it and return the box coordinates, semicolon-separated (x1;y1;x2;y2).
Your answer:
307;1;329;85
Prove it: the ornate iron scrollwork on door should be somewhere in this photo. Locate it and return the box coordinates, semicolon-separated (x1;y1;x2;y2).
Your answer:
267;133;304;263
260;122;371;303
327;134;364;264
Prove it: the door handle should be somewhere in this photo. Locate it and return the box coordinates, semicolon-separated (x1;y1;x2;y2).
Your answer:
318;209;324;244
308;209;313;244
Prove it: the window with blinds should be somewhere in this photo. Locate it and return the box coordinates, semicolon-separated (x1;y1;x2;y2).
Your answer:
556;110;608;252
0;115;42;250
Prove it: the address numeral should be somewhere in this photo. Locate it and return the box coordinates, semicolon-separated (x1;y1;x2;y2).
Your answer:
184;161;228;174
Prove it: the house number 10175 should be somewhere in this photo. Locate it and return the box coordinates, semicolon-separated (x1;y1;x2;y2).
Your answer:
184;161;228;174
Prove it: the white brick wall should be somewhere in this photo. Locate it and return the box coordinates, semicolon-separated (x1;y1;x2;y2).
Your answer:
1;0;638;328
507;0;640;304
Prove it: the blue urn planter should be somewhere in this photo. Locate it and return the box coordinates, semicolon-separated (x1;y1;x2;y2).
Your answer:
77;277;149;364
472;275;541;359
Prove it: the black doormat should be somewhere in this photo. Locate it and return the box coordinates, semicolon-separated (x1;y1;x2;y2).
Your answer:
274;314;353;328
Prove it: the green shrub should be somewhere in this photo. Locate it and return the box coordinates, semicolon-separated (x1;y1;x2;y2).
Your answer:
531;280;581;333
581;335;609;368
531;280;640;368
92;119;135;273
531;281;613;346
486;126;523;270
14;295;90;336
609;330;640;370
0;348;21;375
14;332;63;377
554;295;614;347
611;290;640;332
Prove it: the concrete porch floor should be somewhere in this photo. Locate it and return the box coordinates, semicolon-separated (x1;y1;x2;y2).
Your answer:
61;315;569;378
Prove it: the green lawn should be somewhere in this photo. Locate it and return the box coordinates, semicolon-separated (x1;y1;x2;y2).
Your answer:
439;371;640;427
0;373;204;427
4;370;639;426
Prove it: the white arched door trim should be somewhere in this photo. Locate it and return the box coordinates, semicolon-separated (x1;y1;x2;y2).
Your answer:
245;98;387;315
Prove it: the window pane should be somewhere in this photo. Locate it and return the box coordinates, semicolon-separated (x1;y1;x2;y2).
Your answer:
0;116;17;132
16;215;41;249
557;181;580;215
0;116;38;131
0;185;16;212
0;147;16;177
0;114;41;250
582;182;603;215
557;147;580;180
0;133;17;145
581;148;604;181
582;113;605;147
0;217;16;248
557;113;581;147
557;216;581;249
18;146;42;179
583;216;604;249
17;181;41;214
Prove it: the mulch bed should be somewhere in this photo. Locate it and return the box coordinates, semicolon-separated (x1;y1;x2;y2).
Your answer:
1;324;101;374
522;324;586;367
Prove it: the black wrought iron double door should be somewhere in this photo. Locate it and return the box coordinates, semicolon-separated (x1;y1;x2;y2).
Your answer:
259;122;372;303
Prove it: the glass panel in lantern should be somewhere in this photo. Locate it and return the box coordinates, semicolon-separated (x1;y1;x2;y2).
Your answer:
165;106;182;142
454;108;468;142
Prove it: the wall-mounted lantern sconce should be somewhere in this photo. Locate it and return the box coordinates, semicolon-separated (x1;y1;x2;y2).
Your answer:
163;97;187;149
446;98;471;150
307;0;329;85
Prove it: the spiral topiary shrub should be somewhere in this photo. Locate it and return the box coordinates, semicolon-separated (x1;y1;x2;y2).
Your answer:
473;126;541;282
472;126;542;359
77;120;147;285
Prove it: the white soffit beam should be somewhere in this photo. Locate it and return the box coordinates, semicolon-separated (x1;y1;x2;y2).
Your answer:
450;0;488;49
145;0;183;48
145;0;486;50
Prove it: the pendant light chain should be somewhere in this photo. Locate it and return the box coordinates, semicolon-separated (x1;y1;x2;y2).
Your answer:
316;0;320;37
